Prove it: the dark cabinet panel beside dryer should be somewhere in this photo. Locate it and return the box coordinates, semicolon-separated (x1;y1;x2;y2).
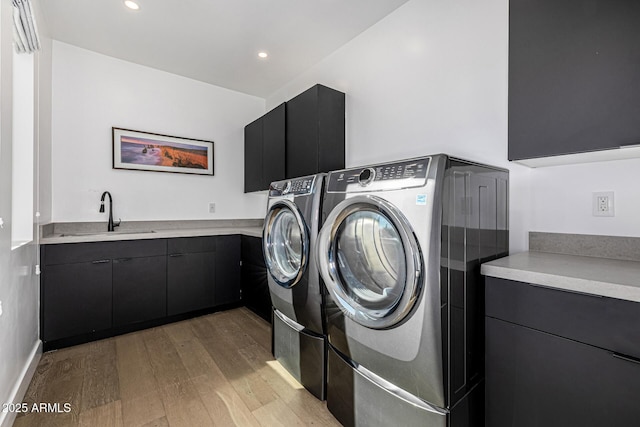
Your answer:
241;235;271;323
508;0;640;161
485;277;640;425
244;103;286;192
215;235;242;306
286;84;345;179
486;317;640;427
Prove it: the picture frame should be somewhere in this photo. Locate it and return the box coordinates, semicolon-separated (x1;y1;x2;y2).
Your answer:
112;127;214;176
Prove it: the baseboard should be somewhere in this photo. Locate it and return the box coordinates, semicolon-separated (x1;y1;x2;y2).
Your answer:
0;340;42;427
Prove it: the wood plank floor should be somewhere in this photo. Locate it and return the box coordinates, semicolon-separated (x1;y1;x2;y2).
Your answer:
14;308;341;427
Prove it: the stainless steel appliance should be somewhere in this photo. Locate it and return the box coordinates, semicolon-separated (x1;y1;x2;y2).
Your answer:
316;155;508;426
263;173;326;400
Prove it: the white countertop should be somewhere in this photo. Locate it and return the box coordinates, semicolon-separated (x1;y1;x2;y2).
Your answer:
40;226;263;244
481;251;640;303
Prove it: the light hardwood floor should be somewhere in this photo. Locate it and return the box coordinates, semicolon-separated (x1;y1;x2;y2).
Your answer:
14;308;341;427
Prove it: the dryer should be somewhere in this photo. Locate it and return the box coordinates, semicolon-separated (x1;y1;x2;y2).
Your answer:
263;173;326;400
316;155;508;426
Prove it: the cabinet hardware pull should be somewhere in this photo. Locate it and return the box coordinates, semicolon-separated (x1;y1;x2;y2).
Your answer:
169;254;184;257
114;258;132;263
612;353;640;366
92;259;111;264
529;283;605;299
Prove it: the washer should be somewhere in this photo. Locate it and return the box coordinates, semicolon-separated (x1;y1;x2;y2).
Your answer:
263;173;326;400
316;155;508;426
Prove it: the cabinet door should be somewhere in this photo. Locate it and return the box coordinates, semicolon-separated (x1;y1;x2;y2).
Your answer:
113;255;167;326
244;117;263;192
508;0;640;160
215;235;241;305
262;103;286;187
167;251;216;315
42;260;112;342
486;317;640;427
286;84;345;178
241;235;271;322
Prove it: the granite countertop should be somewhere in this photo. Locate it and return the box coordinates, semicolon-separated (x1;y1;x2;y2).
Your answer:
482;251;640;303
40;219;264;244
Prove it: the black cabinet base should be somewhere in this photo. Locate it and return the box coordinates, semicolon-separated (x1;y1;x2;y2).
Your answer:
42;301;242;352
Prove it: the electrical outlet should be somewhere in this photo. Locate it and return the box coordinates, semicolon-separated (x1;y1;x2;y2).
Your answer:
208;202;216;214
0;300;3;317
593;191;614;217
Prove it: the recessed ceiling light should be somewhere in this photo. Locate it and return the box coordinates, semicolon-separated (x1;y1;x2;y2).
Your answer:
258;52;268;59
124;1;140;10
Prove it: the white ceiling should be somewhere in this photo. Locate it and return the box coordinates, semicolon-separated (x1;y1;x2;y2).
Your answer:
39;0;409;98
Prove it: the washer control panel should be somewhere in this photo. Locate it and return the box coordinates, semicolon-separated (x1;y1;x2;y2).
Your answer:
327;158;430;193
269;175;316;197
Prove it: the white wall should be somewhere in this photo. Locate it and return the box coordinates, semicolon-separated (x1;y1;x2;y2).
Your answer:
0;1;43;426
267;0;640;250
51;41;267;223
267;0;532;252
529;158;640;237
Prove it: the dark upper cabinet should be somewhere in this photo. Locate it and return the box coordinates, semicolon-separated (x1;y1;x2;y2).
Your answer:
244;84;345;192
508;0;640;161
286;84;345;179
244;103;286;192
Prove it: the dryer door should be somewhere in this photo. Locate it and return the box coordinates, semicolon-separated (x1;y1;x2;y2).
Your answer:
317;195;423;329
263;200;309;288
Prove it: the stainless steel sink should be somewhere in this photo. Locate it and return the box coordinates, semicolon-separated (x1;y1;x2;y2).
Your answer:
60;230;156;237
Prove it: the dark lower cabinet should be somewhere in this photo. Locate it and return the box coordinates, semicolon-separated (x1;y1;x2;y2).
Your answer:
113;255;167;326
42;260;112;342
215;235;242;305
167;251;216;315
485;277;640;426
241;235;271;322
167;235;242;315
41;234;244;350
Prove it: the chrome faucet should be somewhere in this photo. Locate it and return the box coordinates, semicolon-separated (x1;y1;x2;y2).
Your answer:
99;191;121;231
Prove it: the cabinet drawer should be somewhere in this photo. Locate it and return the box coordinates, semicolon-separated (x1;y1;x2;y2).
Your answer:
486;317;640;427
168;236;218;254
112;239;167;259
44;239;167;265
44;241;118;265
486;277;640;358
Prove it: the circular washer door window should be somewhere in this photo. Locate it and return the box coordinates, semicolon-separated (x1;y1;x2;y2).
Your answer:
263;201;308;288
318;195;423;329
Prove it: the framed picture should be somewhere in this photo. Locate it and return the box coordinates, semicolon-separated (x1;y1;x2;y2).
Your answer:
112;127;214;176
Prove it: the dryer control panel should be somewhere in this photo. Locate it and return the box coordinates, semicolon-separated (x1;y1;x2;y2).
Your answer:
269;176;316;197
327;158;430;193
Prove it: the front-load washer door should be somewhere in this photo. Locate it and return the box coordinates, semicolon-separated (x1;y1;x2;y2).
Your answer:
317;195;423;329
263;200;309;288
